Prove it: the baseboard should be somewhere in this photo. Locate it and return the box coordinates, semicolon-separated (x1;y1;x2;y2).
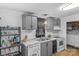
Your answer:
67;44;79;49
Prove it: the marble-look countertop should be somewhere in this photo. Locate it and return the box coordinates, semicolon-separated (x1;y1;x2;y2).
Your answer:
23;37;63;46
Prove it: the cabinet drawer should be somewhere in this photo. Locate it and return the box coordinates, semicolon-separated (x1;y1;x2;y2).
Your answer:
28;43;40;48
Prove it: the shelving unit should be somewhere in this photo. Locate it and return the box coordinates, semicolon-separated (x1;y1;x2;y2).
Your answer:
0;27;21;56
67;21;79;31
67;22;79;47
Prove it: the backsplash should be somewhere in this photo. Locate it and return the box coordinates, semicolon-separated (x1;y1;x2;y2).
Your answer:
21;30;60;40
21;30;36;40
45;30;60;38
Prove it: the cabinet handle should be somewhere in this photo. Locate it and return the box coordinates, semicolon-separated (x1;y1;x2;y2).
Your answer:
46;44;48;46
31;25;32;29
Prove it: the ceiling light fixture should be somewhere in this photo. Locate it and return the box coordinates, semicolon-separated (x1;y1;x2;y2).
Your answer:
44;21;47;25
60;3;79;11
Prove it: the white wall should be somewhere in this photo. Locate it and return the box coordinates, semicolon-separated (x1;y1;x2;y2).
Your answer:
0;8;37;40
0;8;36;41
0;8;23;27
60;14;79;49
0;8;61;41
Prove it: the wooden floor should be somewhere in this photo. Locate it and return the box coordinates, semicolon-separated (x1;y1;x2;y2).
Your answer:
55;48;79;56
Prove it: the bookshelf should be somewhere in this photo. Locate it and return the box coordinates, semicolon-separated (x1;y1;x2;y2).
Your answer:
0;27;21;56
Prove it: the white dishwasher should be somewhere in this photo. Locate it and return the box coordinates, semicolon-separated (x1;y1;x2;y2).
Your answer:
28;43;40;56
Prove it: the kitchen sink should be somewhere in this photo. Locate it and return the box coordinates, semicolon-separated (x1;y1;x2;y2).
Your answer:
53;37;62;38
36;38;49;41
37;39;45;41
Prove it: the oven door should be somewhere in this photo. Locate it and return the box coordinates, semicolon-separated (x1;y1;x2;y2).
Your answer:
59;40;64;46
57;39;65;52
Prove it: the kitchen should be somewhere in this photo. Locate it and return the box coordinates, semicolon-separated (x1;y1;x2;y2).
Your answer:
0;3;79;56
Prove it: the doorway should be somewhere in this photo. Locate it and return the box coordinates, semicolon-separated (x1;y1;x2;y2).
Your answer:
66;21;79;49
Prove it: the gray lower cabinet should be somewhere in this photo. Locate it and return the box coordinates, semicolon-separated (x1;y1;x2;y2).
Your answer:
25;46;28;56
41;42;48;56
41;41;52;56
47;41;52;56
21;44;28;56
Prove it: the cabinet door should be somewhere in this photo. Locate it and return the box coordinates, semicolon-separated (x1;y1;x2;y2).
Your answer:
72;34;75;45
70;34;75;46
25;46;28;56
75;35;79;43
31;16;37;29
25;16;32;30
53;18;61;27
28;45;34;56
41;42;48;56
73;35;79;47
46;17;53;30
22;15;32;30
21;44;28;56
67;34;68;44
22;15;26;30
69;34;72;45
67;34;71;45
47;41;52;56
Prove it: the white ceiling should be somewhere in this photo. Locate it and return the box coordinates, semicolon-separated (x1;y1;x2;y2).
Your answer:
0;3;79;17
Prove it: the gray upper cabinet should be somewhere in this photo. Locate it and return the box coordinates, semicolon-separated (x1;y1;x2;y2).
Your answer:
31;16;37;30
25;15;31;30
46;17;54;30
53;18;61;27
53;18;61;31
22;15;26;30
22;15;37;30
46;17;61;30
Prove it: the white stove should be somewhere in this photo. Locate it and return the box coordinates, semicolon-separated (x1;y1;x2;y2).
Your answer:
57;38;65;52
